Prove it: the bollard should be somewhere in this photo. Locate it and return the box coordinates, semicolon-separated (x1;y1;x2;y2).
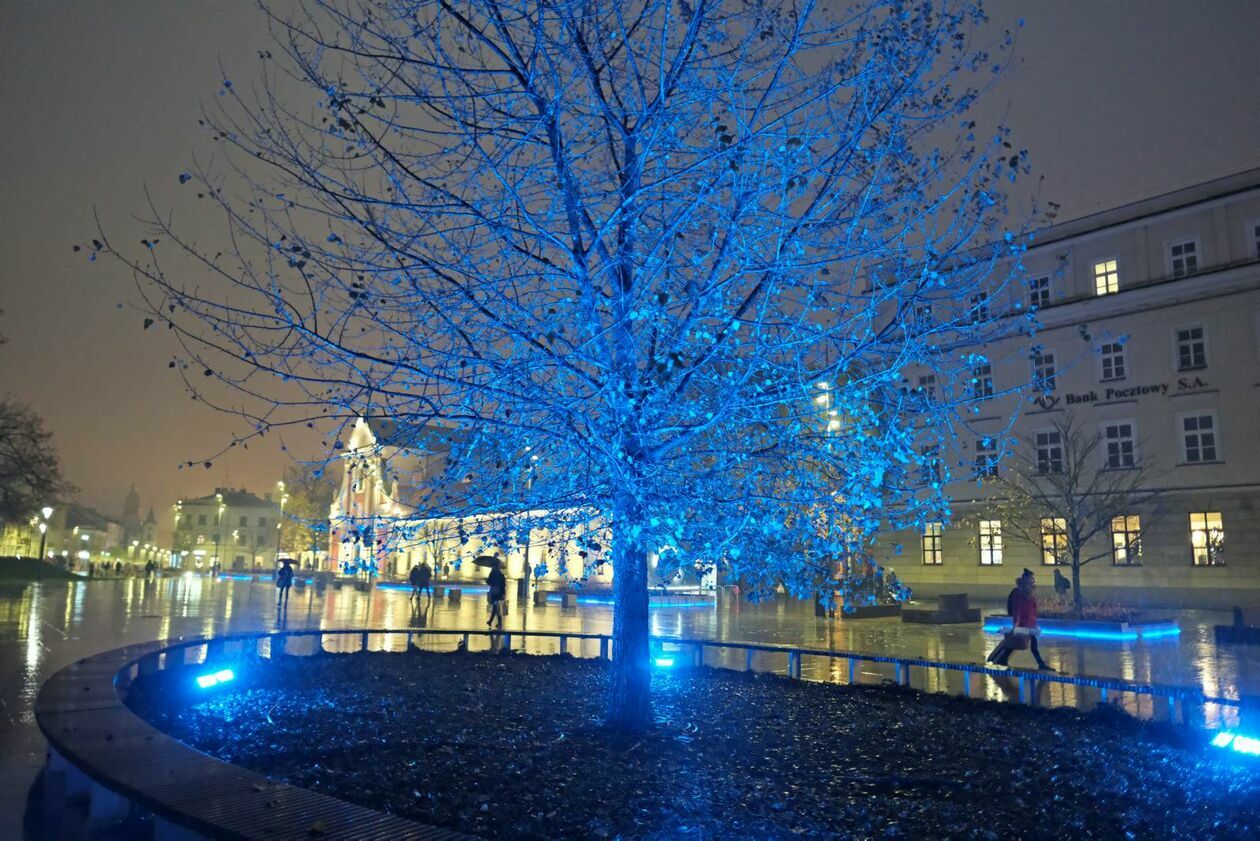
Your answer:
963;671;972;697
599;637;609;659
559;636;568;655
693;643;705;667
745;648;755;672
848;658;857;685
788;650;802;679
561;593;577;608
432;585;445;598
533;590;548;607
448;588;462;604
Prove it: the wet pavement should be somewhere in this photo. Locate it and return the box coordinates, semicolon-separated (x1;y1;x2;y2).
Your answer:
1;575;1257;837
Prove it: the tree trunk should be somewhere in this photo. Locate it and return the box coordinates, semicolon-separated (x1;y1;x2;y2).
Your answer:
607;491;651;734
1071;556;1083;617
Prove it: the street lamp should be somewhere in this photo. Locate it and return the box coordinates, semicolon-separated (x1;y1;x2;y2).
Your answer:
35;506;53;581
215;493;225;574
275;480;288;565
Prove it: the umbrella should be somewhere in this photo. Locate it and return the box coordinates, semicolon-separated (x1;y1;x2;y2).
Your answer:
473;555;501;568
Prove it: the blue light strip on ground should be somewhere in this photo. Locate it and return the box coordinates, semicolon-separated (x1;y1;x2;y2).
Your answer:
545;594;714;608
982;620;1180;642
216;574;254;581
1210;732;1260;757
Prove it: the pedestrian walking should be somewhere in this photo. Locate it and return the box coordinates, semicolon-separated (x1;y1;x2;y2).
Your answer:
1053;568;1071;599
987;569;1054;670
486;560;507;629
276;558;295;609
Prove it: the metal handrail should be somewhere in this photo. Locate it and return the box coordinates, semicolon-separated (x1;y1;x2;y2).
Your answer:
129;627;1243;725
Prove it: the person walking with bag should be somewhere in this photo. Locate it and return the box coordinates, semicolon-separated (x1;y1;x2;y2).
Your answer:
988;569;1054;670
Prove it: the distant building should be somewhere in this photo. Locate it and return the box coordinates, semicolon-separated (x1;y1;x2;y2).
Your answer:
172;488;281;571
876;169;1260;608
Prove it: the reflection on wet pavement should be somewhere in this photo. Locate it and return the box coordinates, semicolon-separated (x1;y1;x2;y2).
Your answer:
1;575;1256;836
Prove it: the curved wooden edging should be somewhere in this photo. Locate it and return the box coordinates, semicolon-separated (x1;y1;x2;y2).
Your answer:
34;637;474;841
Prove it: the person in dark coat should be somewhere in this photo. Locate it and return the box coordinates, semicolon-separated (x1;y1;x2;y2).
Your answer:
276;559;295;608
486;560;507;629
1053;568;1071;599
988;569;1053;670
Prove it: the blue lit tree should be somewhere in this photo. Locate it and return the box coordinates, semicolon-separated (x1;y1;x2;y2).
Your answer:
98;0;1034;732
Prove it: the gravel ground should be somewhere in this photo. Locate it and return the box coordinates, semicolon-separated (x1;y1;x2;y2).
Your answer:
130;650;1260;840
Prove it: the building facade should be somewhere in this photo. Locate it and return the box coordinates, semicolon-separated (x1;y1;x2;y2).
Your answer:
875;170;1260;608
172;488;282;571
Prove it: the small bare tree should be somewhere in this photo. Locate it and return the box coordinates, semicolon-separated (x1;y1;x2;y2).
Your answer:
990;412;1162;616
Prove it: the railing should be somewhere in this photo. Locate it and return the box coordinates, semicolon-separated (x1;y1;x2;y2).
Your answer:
128;627;1245;728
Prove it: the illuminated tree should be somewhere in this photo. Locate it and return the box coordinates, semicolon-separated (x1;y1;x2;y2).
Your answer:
279;463;336;557
97;0;1034;732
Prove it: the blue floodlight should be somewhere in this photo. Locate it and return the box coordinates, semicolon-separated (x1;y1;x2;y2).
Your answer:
653;657;676;668
195;668;236;689
1209;732;1260;757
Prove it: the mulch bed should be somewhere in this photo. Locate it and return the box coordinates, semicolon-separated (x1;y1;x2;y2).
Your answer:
130;650;1260;840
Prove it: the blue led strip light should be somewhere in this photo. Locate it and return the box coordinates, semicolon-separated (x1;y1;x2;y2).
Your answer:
982;620;1180;642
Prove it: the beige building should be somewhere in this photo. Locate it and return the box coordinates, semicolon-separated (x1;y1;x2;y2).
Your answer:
876;170;1260;608
172;488;282;571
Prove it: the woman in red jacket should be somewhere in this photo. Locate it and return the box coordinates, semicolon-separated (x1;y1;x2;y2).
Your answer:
988;569;1054;670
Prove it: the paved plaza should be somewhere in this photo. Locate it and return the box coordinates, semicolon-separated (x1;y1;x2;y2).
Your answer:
1;576;1257;837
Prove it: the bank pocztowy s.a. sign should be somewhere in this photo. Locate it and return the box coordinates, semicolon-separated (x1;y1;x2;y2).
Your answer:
1036;376;1210;409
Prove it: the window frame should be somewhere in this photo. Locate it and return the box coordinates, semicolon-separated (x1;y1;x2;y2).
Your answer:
922;522;944;565
971;363;994;400
978;519;1003;565
1039;517;1069;566
1034;428;1064;474
919;444;942;486
1100;418;1138;470
1177;409;1222;464
1189;511;1224;566
968;292;989;324
1097;340;1127;382
1111;515;1142;566
1028;275;1051;310
1165;235;1200;279
1092;256;1120;296
1247;218;1260;259
1031;350;1057;393
1173;323;1208;372
974;437;998;478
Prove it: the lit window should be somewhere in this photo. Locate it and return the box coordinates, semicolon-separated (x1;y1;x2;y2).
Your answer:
971;363;994;399
1035;429;1063;474
1098;341;1127;381
1028;276;1050;309
1180;412;1219;463
1040;517;1068;565
1093;259;1119;295
1031;351;1056;392
1189;512;1224;566
1169;238;1198;278
922;522;943;565
1102;421;1136;469
974;438;998;478
1111;515;1141;566
196;534;206;545
979;520;1003;565
1175;325;1207;370
969;293;988;324
920;444;941;485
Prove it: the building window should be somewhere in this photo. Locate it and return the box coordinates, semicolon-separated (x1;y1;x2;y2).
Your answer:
917;374;937;402
196;534;206;545
1180;412;1219;463
978;520;1003;565
1175;325;1207;370
1098;341;1127;381
258;517;267;528
237;515;247;527
913;302;933;328
1189;512;1224;566
1093;259;1119;295
1028;275;1050;309
197;514;207;526
1040;517;1068;565
974;438;998;478
1168;238;1198;278
1102;420;1136;469
920;444;941;485
1252;220;1260;257
968;293;988;324
922;522;943;565
971;363;994;399
1032;351;1056;392
1035;429;1063;474
1111;515;1141;566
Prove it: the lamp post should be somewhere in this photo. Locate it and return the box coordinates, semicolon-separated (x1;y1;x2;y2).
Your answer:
275;480;288;565
215;493;225;575
36;506;53;581
172;500;182;570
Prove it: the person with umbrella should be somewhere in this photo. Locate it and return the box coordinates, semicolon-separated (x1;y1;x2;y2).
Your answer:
476;554;507;629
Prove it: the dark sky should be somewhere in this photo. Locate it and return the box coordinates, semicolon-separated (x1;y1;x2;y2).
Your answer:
1;0;1258;525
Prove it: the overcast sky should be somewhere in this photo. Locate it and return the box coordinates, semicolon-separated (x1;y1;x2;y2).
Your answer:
1;0;1258;527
